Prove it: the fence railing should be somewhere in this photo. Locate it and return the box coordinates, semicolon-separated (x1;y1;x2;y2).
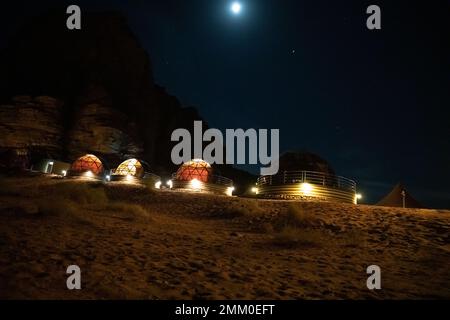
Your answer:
171;173;233;186
257;170;355;192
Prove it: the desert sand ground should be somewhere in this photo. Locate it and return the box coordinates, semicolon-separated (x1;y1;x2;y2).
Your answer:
0;175;449;299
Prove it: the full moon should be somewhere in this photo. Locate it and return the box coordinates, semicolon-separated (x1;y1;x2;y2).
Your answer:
231;2;242;14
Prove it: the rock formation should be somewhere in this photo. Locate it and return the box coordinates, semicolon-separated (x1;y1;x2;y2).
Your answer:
0;96;64;168
0;11;202;171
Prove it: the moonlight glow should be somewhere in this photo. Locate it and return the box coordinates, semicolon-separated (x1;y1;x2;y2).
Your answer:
231;2;242;14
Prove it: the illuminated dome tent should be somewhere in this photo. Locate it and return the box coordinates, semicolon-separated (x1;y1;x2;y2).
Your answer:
67;154;104;179
176;159;212;182
256;151;357;204
172;159;234;196
110;158;161;185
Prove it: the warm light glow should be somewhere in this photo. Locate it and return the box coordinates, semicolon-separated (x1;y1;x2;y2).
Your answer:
251;187;258;194
48;161;54;165
61;170;67;176
155;181;162;189
105;175;111;181
356;193;363;200
300;182;313;196
227;186;235;196
126;174;134;182
190;178;202;190
114;159;143;177
85;170;93;178
166;180;173;189
231;2;242;14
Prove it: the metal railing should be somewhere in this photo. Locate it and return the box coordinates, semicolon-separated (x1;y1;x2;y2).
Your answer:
171;173;233;187
257;170;356;192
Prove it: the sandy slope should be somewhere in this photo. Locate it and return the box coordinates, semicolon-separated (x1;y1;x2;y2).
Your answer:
0;176;449;299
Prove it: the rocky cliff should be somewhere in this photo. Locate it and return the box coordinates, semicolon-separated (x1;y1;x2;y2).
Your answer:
0;11;202;171
0;96;64;167
0;10;255;189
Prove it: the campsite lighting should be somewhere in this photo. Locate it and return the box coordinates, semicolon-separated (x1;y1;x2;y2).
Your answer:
355;193;363;204
61;170;67;176
190;178;202;190
105;175;111;181
227;186;235;196
154;181;162;189
85;170;93;178
300;182;313;196
251;187;258;194
166;180;173;189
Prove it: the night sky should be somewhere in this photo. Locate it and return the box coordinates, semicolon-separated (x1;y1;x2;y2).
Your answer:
1;0;449;207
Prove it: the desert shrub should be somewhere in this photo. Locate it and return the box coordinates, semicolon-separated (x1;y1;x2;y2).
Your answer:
208;200;263;219
271;226;325;248
338;230;366;248
37;198;79;217
95;202;152;221
272;204;321;231
49;182;109;206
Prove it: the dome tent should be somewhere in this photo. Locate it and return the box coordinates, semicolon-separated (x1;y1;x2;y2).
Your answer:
256;151;356;203
377;183;424;208
113;158;146;178
110;158;160;185
175;159;212;183
68;154;104;178
172;159;233;195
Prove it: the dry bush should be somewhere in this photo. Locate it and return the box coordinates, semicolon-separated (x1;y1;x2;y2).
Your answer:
47;182;109;206
268;204;328;248
271;226;326;248
37;198;79;217
94;202;152;221
338;230;366;248
272;204;322;231
208;200;263;219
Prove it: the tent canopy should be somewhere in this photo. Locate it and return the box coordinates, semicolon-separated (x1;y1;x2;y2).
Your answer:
175;159;212;183
377;183;424;208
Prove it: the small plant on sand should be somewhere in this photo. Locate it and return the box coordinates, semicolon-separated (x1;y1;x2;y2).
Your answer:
102;202;152;221
37;198;79;217
207;200;263;219
271;226;325;248
272;204;322;231
269;204;327;248
53;182;109;206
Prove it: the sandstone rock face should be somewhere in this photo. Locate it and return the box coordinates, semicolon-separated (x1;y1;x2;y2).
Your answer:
0;12;203;170
67;103;143;166
0;96;64;160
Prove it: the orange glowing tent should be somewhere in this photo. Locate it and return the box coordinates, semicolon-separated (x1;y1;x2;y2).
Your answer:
175;159;212;183
69;154;104;176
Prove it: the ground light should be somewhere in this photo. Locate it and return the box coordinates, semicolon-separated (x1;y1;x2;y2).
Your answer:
227;186;235;196
155;181;162;189
190;178;202;190
355;193;363;204
300;182;313;196
166;180;173;189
